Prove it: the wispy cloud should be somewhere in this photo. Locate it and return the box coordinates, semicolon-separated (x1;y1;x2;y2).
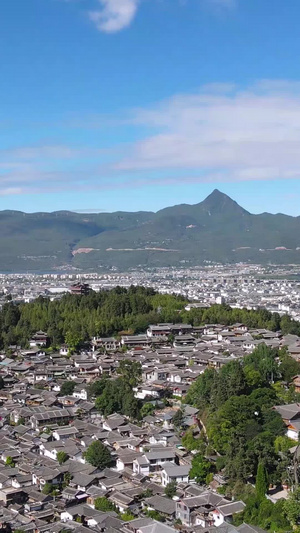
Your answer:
89;0;139;33
114;80;300;183
4;80;300;197
0;144;116;196
0;188;23;197
65;0;238;34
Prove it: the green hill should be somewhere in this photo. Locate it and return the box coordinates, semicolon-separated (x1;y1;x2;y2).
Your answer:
1;189;300;271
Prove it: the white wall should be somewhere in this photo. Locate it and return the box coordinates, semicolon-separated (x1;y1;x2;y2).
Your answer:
287;428;298;441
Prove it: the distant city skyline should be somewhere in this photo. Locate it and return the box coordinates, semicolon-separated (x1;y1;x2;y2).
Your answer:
2;1;300;214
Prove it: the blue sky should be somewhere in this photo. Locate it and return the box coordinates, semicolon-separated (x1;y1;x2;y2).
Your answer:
2;0;300;214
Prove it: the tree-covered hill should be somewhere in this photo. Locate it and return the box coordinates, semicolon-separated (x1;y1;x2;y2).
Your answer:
1;286;300;348
184;344;300;531
2;190;300;271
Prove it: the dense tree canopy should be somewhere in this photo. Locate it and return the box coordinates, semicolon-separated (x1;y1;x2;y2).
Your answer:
60;381;76;396
0;287;187;348
87;361;144;420
185;344;299;485
1;287;300;349
283;487;300;527
117;359;142;388
95;376;141;419
84;440;112;469
94;497;117;513
189;454;213;484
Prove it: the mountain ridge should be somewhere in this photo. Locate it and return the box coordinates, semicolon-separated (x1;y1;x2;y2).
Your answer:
0;189;295;217
1;189;300;272
0;190;268;216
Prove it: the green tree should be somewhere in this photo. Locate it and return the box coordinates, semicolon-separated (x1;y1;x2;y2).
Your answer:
95;377;140;419
220;360;246;398
64;472;72;485
60;381;76;396
57;451;69;465
268;499;290;531
120;512;135;521
182;429;206;453
283;487;300;527
5;456;15;468
262;409;285;436
42;482;53;495
189;454;212;484
164;480;177;499
172;409;184;429
249;387;277;409
64;330;83;351
208;395;259;454
94;497;117;512
255;461;268;500
145;510;165;522
185;368;216;410
274;435;295;453
84;440;112;469
117;359;142;387
140;402;155;418
279;351;300;382
244;344;278;383
88;378;107;399
244;366;264;389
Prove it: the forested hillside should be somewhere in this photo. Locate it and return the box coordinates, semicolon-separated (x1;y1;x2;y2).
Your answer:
3;190;300;271
1;286;300;349
184;344;300;531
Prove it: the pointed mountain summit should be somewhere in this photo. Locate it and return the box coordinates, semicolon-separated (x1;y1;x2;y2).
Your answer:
1;189;300;271
199;189;249;215
157;189;249;221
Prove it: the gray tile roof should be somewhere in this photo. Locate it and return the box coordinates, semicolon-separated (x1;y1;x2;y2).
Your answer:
162;464;190;477
145;495;176;515
218;501;246;516
237;524;268;533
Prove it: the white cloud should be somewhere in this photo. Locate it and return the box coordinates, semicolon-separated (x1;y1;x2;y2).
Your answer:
114;80;300;183
4;80;300;198
89;0;139;33
0;188;23;196
0;144;114;196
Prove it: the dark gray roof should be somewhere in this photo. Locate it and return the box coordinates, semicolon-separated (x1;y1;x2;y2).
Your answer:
237;524;268;533
162;464;190;477
218;501;246;516
274;403;300;420
145;450;176;460
145;495;176;515
138;522;177;533
181;492;228;509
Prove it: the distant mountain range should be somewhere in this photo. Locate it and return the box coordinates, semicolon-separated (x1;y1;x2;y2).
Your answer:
2;189;300;272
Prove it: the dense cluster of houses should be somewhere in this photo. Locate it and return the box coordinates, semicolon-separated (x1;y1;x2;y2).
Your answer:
0;322;299;533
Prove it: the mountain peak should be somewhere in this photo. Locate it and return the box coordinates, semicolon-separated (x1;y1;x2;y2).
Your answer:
203;188;232;203
201;189;249;215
